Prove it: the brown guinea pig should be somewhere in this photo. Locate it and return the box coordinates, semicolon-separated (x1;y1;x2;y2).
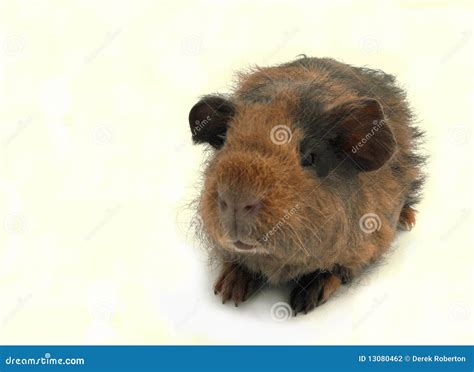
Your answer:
188;56;425;315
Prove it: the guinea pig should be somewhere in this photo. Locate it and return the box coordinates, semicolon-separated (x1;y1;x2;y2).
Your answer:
188;56;425;315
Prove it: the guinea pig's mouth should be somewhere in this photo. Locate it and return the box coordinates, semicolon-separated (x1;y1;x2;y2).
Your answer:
228;239;266;254
233;240;256;250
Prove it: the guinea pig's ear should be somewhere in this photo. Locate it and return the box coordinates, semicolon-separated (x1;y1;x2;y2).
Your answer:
188;96;235;149
328;98;396;172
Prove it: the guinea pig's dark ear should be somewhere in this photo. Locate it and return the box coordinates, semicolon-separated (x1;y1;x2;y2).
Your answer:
328;99;396;172
188;96;235;149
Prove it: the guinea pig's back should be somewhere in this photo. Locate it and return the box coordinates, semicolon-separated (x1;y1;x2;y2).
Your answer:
236;56;411;125
234;55;425;206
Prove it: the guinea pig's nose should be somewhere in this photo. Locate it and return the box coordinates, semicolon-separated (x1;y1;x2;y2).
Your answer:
217;190;262;241
218;191;261;217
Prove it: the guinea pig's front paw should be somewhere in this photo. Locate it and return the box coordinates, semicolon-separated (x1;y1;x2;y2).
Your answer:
214;262;265;306
290;271;341;315
398;205;417;231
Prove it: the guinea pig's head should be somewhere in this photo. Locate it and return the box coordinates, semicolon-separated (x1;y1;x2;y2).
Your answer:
189;94;396;259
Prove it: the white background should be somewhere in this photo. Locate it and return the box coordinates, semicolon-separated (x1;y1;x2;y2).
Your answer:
0;0;472;344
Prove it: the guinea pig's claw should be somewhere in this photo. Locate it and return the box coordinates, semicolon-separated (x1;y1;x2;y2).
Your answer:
213;263;265;307
290;272;342;315
398;205;417;231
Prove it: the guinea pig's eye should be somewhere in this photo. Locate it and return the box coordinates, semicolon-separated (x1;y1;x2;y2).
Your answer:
300;152;315;167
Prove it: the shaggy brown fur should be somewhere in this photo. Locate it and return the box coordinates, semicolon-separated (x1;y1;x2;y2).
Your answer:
189;56;425;315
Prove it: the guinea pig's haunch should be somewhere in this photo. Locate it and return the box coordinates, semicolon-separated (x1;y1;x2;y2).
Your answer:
188;56;425;315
